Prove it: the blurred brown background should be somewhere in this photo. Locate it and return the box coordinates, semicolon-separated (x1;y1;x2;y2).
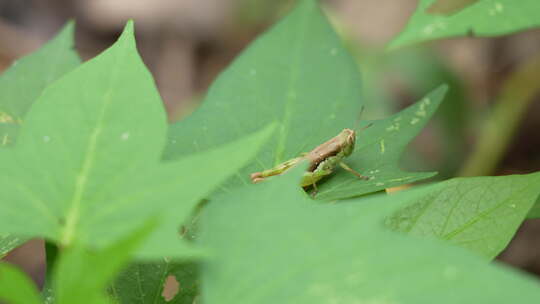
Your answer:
1;0;539;289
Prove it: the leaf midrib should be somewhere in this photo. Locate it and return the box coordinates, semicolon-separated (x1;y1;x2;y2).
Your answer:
60;49;123;246
441;182;532;241
60;94;108;246
273;3;311;165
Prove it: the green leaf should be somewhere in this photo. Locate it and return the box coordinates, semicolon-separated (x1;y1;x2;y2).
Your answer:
0;21;80;146
165;0;362;182
388;172;540;259
0;263;42;304
111;262;198;304
389;0;540;49
0;21;79;262
0;21;80;262
166;0;443;200
0;21;275;258
54;220;155;304
0;234;26;258
200;168;540;304
314;85;447;200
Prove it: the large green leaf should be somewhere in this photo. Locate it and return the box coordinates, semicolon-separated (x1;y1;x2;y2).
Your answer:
165;0;444;200
315;85;446;200
0;21;275;258
166;0;361;167
0;263;42;304
389;0;540;49
111;262;198;304
200;168;540;304
0;22;80;259
388;172;540;259
0;21;80;146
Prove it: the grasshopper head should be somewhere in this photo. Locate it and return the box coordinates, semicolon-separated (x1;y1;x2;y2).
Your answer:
339;128;356;156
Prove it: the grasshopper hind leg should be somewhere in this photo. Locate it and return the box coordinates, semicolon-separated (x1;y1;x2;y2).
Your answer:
250;156;304;183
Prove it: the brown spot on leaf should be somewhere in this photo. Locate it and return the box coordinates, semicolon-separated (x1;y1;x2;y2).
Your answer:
162;274;180;302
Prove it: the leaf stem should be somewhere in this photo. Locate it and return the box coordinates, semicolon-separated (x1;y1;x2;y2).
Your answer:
459;52;540;177
43;240;59;297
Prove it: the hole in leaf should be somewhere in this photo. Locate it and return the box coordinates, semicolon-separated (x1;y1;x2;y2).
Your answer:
162;274;180;302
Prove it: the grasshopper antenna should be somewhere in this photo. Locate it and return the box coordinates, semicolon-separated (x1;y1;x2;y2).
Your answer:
360;122;373;132
353;105;364;131
354;105;373;132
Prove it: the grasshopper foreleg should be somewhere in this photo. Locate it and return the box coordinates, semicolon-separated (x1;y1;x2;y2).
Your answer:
302;166;333;198
339;162;370;180
310;182;319;198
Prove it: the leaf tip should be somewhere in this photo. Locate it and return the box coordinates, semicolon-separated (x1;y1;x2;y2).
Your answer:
437;83;450;93
51;20;76;47
118;20;136;43
385;39;403;52
433;83;449;102
62;20;76;35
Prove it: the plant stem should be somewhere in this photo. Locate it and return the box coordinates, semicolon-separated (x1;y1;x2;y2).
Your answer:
43;241;59;289
459;52;540;177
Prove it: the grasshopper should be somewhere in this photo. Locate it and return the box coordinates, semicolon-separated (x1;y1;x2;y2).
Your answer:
250;127;370;191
